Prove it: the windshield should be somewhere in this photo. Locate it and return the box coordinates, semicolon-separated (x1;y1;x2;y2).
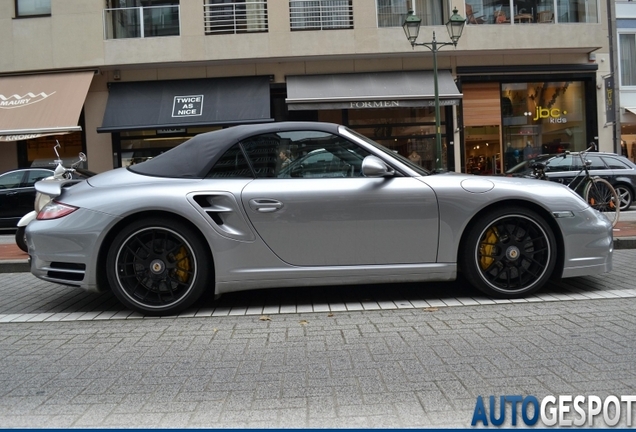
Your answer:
342;127;430;176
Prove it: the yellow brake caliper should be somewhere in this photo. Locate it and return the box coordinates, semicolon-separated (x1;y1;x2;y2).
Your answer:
479;227;498;270
173;246;191;282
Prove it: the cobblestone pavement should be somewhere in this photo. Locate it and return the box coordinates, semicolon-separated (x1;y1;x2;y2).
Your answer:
0;251;635;427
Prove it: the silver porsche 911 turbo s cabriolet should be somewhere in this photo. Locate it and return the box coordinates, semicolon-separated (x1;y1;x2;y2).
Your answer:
27;122;613;316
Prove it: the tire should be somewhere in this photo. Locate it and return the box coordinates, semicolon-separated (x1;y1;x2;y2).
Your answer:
614;184;633;212
460;207;557;298
583;178;620;227
15;226;27;253
106;218;212;316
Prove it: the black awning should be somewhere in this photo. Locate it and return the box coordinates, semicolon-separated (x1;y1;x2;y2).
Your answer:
97;76;273;133
285;71;462;111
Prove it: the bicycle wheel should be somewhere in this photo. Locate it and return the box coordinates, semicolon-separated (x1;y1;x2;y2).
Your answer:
583;177;620;227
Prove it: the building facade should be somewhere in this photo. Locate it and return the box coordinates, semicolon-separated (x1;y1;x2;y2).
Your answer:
617;0;636;162
0;0;614;175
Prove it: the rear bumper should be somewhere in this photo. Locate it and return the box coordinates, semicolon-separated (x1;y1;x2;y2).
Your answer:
27;208;119;292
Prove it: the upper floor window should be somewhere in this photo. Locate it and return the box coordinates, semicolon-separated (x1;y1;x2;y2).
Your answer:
204;0;268;35
290;0;353;31
15;0;51;17
619;33;636;87
103;0;180;40
377;0;442;27
464;0;597;25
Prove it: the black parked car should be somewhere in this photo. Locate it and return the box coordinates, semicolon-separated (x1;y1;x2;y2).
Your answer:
0;168;54;229
506;152;636;211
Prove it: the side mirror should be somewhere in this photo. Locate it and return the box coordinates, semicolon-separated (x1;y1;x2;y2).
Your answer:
361;155;395;178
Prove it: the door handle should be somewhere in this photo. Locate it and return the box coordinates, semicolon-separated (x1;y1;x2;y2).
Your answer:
249;198;283;213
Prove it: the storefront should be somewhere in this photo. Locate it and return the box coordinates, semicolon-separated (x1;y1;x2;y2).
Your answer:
98;76;274;167
285;71;461;171
457;65;598;174
0;71;94;169
620;108;636;164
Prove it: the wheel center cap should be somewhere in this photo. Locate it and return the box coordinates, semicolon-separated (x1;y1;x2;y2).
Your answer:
506;246;520;261
150;259;165;274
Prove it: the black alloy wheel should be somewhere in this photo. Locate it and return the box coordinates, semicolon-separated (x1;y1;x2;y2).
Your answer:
461;207;556;298
106;218;211;316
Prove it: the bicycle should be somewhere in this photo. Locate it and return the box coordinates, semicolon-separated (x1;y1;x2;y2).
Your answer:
531;143;620;227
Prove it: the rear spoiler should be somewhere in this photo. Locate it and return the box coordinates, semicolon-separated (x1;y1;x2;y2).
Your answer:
35;178;83;200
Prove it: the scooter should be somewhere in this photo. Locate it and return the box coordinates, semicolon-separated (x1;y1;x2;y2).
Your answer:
15;142;93;252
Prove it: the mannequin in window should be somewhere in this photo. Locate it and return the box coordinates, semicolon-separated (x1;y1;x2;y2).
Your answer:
408;143;422;166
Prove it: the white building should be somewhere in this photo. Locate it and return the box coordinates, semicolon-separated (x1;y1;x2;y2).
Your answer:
0;0;614;175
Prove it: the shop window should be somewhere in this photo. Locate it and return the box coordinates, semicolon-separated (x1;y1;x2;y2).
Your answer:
619;33;636;87
204;0;268;35
15;0;51;17
377;0;443;27
104;0;180;39
501;81;587;162
346;106;445;171
290;0;353;31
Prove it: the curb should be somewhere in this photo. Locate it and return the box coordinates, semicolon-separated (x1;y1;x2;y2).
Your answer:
0;260;29;273
1;237;635;274
614;237;636;250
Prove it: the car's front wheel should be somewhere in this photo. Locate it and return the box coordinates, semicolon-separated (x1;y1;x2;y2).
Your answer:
106;218;212;316
460;207;557;298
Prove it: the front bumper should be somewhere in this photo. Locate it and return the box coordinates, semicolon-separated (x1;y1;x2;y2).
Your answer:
559;206;613;278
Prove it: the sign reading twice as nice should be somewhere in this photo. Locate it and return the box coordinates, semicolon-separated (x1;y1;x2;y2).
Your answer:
172;95;204;117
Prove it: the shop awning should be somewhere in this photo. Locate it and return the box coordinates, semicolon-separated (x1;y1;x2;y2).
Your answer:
285;71;462;111
625;107;636;116
97;76;273;133
0;71;94;142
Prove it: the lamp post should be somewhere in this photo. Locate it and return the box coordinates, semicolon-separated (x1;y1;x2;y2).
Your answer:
403;8;465;171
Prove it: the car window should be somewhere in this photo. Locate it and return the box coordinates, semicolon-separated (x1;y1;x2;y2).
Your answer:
25;170;53;186
602;156;632;169
0;171;24;189
545;155;573;172
207;144;253;179
586;155;606;170
238;130;371;179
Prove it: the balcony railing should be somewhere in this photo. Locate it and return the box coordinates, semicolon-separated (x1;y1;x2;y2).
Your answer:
204;1;268;35
290;0;353;31
104;5;180;40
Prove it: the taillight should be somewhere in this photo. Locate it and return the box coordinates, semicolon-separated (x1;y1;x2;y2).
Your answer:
37;202;78;220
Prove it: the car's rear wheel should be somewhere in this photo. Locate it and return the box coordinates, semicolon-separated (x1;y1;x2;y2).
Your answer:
15;226;27;253
106;218;211;316
614;184;633;211
461;207;556;298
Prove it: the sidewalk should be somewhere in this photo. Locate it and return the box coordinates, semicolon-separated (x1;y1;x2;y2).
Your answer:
2;218;635;273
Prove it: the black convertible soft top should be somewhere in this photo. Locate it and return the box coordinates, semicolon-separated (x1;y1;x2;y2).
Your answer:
128;122;341;179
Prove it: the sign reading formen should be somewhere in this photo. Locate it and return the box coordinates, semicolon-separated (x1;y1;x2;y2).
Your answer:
172;95;204;117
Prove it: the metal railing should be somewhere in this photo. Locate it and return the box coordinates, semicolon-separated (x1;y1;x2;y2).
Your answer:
290;0;353;31
103;5;180;39
204;1;268;35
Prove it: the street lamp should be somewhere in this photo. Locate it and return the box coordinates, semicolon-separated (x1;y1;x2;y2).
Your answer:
403;8;465;171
